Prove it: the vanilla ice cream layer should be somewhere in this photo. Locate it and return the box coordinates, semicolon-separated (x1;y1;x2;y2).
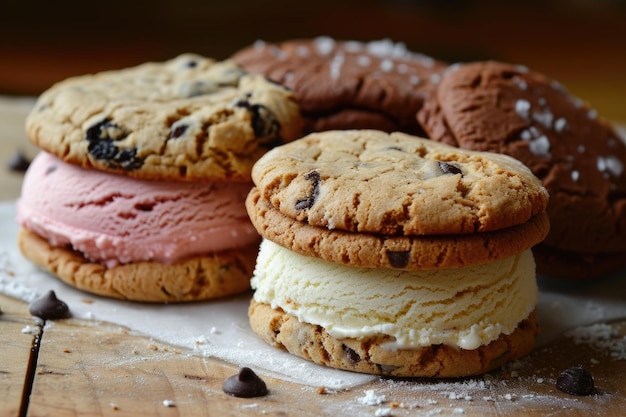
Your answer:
17;152;259;268
252;239;538;350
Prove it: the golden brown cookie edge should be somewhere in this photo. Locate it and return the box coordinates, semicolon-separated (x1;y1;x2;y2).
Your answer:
246;187;549;270
18;228;257;303
248;300;537;378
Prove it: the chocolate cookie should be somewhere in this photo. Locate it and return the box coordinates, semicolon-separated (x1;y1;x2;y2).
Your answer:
417;61;626;279
18;228;256;303
26;54;302;182
232;37;447;134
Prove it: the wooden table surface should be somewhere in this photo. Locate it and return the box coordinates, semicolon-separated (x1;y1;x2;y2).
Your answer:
1;95;626;416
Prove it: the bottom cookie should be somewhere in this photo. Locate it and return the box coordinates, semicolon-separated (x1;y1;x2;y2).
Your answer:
18;228;258;303
533;243;626;281
249;300;538;378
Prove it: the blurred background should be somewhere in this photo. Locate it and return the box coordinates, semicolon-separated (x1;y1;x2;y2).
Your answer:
0;0;625;121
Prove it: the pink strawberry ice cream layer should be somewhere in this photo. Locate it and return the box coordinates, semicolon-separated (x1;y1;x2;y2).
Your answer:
17;152;259;268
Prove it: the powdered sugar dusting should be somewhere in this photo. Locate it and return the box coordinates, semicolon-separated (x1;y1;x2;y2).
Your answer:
565;322;626;360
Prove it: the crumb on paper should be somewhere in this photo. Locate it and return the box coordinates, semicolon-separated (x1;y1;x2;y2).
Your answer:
375;407;393;416
109;402;119;410
358;390;387;406
162;399;175;407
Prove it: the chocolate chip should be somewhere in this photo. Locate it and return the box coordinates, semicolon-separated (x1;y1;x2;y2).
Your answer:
438;161;463;176
222;367;268;398
378;364;401;374
295;170;321;210
28;290;71;320
168;124;188;139
235;100;283;148
386;251;410;268
342;345;361;364
7;150;31;172
45;165;57;175
556;366;595;396
85;118;143;171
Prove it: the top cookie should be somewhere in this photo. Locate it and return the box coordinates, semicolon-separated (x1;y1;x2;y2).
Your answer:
417;61;626;254
232;37;447;134
26;54;303;182
251;130;549;236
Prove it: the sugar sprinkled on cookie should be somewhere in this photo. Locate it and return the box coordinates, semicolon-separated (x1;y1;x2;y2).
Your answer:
417;60;626;280
232;38;447;134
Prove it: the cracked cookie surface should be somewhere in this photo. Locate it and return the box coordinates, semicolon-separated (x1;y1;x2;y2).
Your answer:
232;37;447;134
26;54;302;181
246;188;549;269
417;61;626;278
251;130;549;236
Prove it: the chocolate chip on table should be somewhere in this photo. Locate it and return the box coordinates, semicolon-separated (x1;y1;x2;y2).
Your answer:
438;161;463;176
7;149;31;172
28;290;71;320
556;366;595;396
222;367;268;398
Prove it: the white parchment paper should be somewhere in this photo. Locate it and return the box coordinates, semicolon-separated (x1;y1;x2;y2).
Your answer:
2;201;625;389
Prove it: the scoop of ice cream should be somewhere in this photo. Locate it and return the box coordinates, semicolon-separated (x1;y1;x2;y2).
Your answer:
17;152;259;267
251;239;537;350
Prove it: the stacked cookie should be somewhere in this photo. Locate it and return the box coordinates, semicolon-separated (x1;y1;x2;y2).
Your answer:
17;54;302;302
246;130;549;377
418;61;626;280
232;37;447;135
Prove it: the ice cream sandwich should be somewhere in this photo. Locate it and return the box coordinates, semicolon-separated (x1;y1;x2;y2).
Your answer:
16;54;302;302
246;130;549;377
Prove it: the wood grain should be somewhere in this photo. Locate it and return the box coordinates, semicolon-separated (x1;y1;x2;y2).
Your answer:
0;295;40;417
2;291;625;417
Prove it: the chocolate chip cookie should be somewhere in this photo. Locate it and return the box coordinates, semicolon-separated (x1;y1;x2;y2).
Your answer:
251;130;548;239
26;53;302;181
